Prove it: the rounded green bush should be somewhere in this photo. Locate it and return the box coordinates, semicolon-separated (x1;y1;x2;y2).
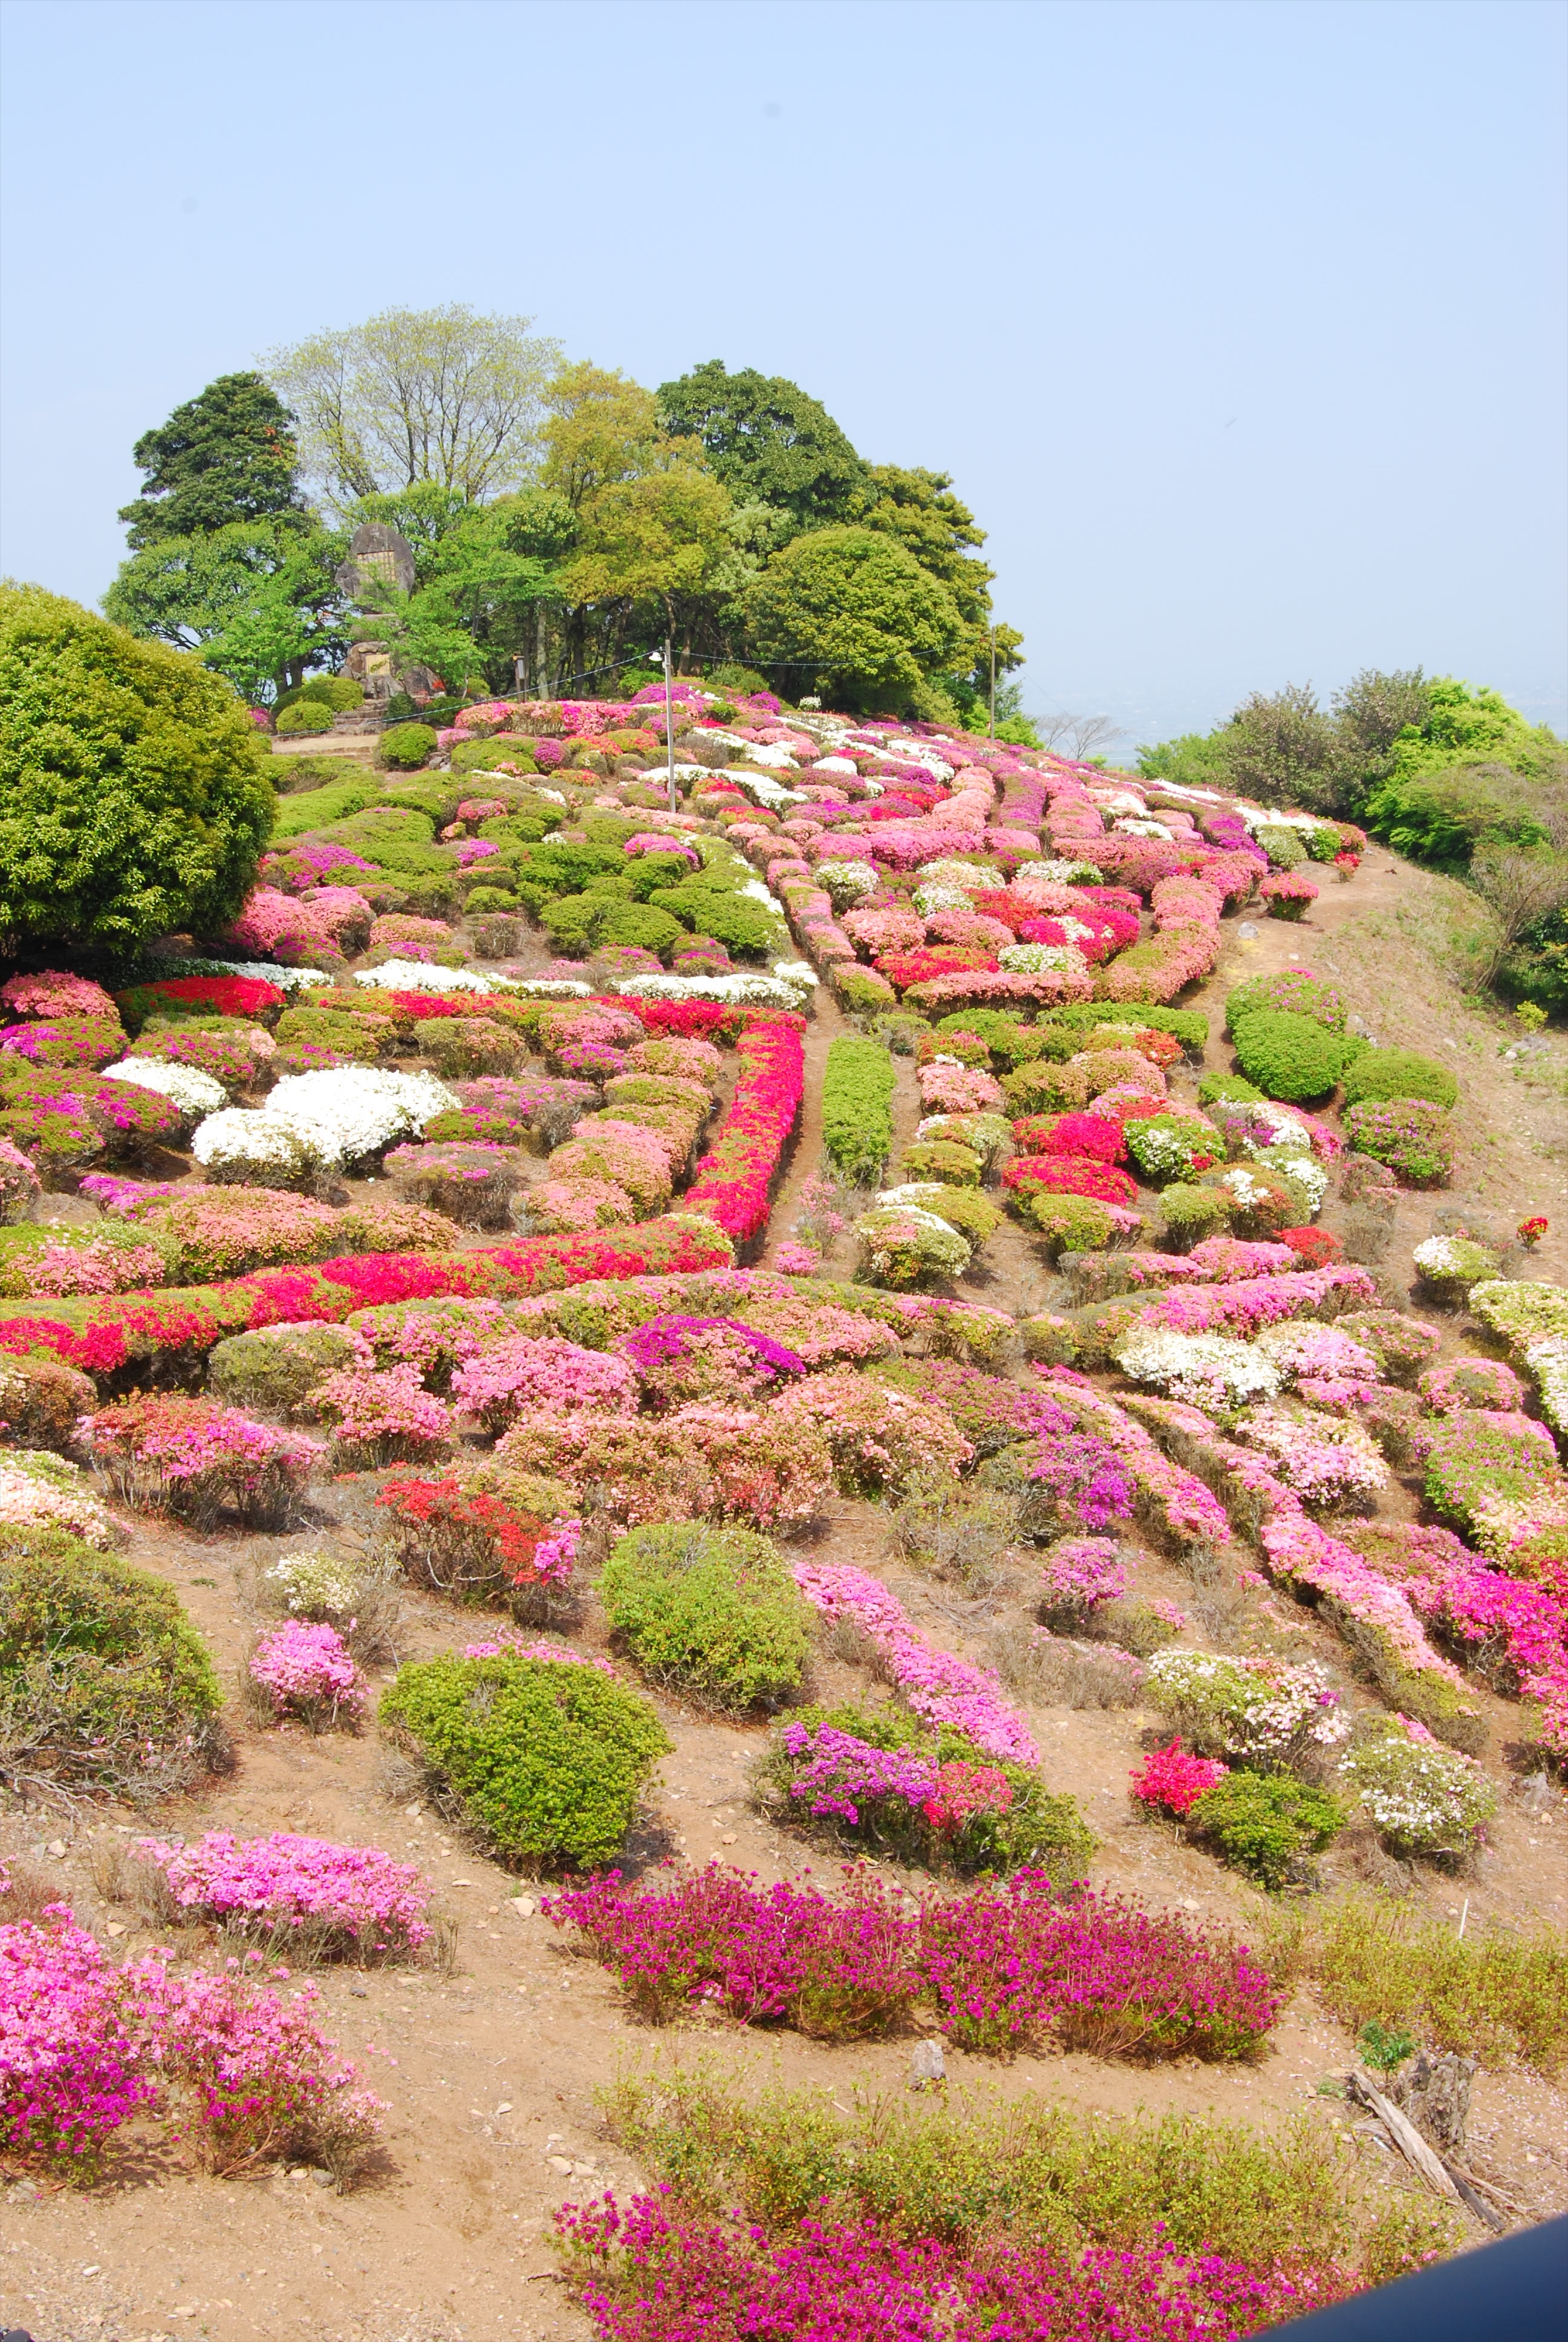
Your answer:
1224;971;1346;1035
899;1139;982;1187
1254;823;1307;871
1340;1049;1458;1112
275;699;334;735
595;901;686;956
600;1522;814;1713
379;1651;671;1869
0;583;274;950
281;674;363;715
1196;1071;1265;1108
376;722;439;771
920;1185;1002;1247
463;885;519;915
450;737;535;778
1231;1011;1352;1101
209;1322;366;1415
1158;1185;1233;1245
1190;1770;1344;1889
0;1526;224;1785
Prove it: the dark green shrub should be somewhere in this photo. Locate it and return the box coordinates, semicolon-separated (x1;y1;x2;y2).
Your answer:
1158;1185;1233;1245
822;1035;895;1183
208;1322;366;1416
918;1186;1002;1246
596;902;686;956
0;584;274;951
1340;1049;1458;1112
464;886;518;917
379;1651;670;1870
600;1523;813;1713
1190;1771;1344;1889
648;881;777;956
376;722;437;771
1254;823;1307;869
899;1139;982;1186
1224;972;1346;1035
275;699;334;736
0;1526;224;1788
1231;1011;1356;1101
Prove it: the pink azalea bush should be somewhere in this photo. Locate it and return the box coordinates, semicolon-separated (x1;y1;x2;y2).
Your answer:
1038;1535;1130;1625
136;1831;430;1958
79;1395;320;1528
793;1562;1038;1764
0;1910;382;2183
312;1364;455;1466
0;968;118;1021
451;1334;637;1433
249;1621;368;1728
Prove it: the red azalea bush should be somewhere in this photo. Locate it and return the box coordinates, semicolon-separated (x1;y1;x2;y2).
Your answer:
1035;1111;1128;1165
374;1469;581;1619
683;1017;804;1245
1131;1740;1230;1817
1002;1155;1140;1208
120;974;286;1026
1280;1226;1343;1267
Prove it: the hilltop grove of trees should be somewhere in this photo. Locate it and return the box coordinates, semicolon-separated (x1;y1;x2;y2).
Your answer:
1140;674;1568;1009
103;308;1026;728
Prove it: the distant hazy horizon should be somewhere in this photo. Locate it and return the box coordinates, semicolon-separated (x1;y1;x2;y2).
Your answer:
1;0;1563;747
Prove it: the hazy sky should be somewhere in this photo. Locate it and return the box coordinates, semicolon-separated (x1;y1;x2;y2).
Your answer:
2;0;1564;748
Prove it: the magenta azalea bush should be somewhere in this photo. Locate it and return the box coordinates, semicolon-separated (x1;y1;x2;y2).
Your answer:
136;1831;429;1958
249;1620;368;1729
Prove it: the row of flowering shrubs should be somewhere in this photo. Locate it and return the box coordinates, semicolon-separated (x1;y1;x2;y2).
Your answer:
546;1862;1283;2060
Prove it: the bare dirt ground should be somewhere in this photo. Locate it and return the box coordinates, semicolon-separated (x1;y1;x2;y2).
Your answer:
5;852;1568;2342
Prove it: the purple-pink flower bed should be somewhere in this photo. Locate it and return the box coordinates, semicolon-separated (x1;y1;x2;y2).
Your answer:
547;1864;1282;2060
135;1831;430;1958
556;2190;1349;2342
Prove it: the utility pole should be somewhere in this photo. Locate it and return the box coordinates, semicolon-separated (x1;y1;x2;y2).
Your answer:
989;626;997;738
662;636;677;816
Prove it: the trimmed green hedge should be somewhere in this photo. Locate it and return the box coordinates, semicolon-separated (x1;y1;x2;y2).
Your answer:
1231;1011;1359;1101
379;1651;671;1868
822;1035;896;1184
601;1523;814;1712
1340;1048;1458;1112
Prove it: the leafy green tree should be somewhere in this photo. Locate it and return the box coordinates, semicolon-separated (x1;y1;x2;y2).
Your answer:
1137;730;1231;788
1216;683;1340;812
657;361;868;528
104;522;347;704
0;584;274;951
348;488;579;695
850;465;1022;720
748;526;965;711
265;305;562;505
118;373;310;549
1329;667;1432;792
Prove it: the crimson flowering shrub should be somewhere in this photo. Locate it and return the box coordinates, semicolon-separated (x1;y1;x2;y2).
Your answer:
136;1831;429;1960
80;1395;320;1528
1004;1155;1141;1209
1036;1111;1129;1165
249;1619;367;1728
0;969;118;1021
549;1863;1281;2061
554;2192;1344;2342
0;1912;383;2185
118;974;285;1028
1131;1740;1230;1817
683;1017;804;1247
374;1468;581;1619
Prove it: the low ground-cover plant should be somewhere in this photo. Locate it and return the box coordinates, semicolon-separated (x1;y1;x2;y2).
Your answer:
379;1648;671;1870
134;1830;430;1961
549;1862;1282;2060
0;1908;383;2185
597;2062;1447;2288
821;1035;896;1185
600;1522;814;1712
0;1527;224;1793
1286;1894;1568;2071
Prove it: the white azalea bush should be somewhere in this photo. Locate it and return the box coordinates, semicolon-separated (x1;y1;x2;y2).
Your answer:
1338;1714;1497;1857
354;958;503;995
1146;1649;1350;1764
1114;1327;1281;1413
194;1069;458;1185
102;1057;228;1118
854;1202;972;1287
1413;1235;1501;1296
814;859;880;912
998;944;1088;976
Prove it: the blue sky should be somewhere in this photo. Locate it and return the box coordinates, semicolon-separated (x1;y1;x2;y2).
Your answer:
1;0;1563;748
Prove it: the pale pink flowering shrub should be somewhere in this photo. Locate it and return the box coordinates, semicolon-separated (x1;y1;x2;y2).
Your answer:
769;1368;972;1497
299;886;374;953
1418;1358;1527;1415
249;1620;368;1729
547;1120;673;1217
497;1405;832;1532
0;1135;42;1223
79;1396;320;1529
451;1335;636;1433
0;968;118;1021
1254;1321;1381;1385
312;1364;455;1467
776;1240;820;1274
793;1561;1038;1764
136;1831;430;1958
916;1060;1005;1115
346;1295;509;1385
219;887;346;969
1242;1409;1389;1511
3;1237;166;1297
461;1629;615;1673
522;1172;637;1233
